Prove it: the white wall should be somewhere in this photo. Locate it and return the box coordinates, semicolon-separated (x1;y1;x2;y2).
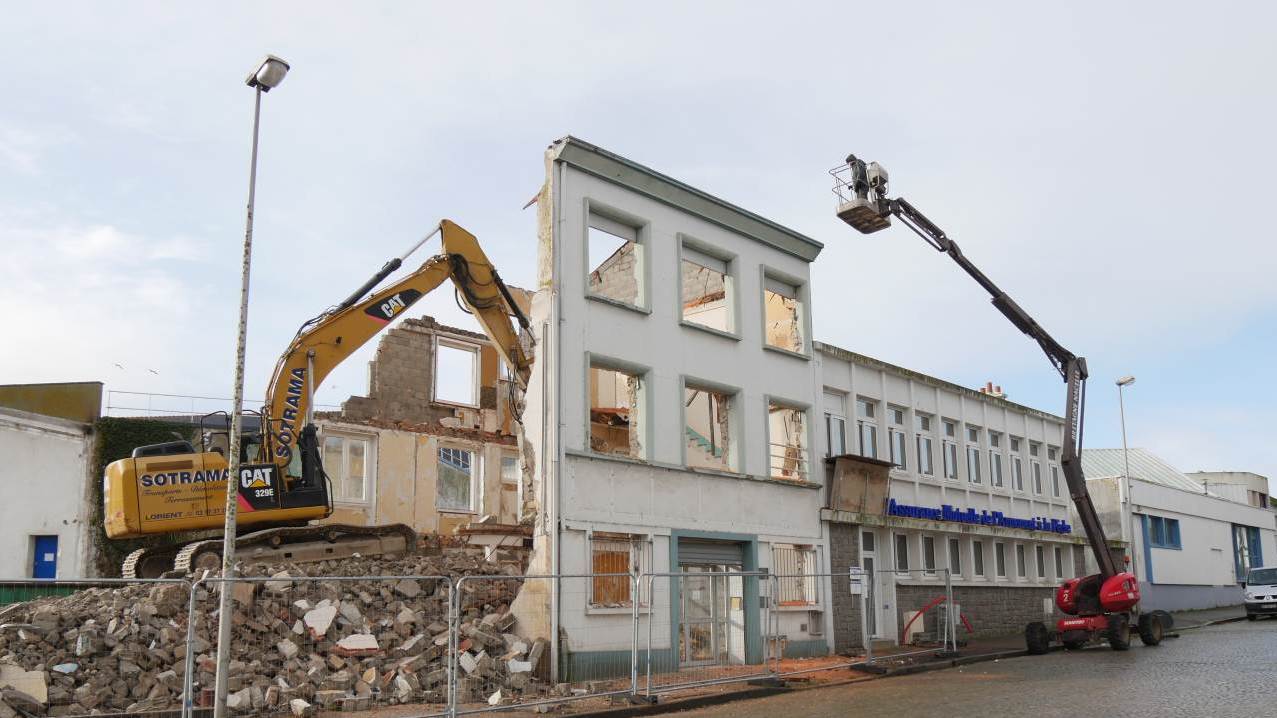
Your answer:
0;408;93;578
815;345;1072;529
545;150;826;543
1085;475;1277;590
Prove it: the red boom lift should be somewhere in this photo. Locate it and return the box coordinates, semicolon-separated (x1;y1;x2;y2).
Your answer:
831;156;1168;652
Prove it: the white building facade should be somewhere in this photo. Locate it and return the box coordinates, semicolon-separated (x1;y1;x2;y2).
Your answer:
518;137;831;678
0;407;96;579
1084;449;1277;610
816;343;1089;649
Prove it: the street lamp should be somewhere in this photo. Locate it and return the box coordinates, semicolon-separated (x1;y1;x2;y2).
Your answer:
1116;375;1136;579
213;54;289;718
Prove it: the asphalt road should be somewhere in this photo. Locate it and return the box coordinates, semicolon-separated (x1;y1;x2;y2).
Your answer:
669;618;1277;717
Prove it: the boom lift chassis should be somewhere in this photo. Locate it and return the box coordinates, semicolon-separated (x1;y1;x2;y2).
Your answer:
832;156;1169;652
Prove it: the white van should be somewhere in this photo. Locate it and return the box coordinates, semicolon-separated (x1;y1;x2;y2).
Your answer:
1244;566;1277;620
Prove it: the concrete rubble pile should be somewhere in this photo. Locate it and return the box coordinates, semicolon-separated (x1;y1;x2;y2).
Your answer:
0;550;550;715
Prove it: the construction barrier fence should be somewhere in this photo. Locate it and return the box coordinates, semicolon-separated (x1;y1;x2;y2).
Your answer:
0;567;960;717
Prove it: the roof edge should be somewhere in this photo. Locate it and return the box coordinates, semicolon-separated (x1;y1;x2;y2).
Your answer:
814;340;1065;423
548;136;823;262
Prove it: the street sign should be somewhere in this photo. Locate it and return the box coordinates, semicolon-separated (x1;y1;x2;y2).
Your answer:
848;566;866;595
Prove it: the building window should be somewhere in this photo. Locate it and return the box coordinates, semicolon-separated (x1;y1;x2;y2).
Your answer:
681;245;732;332
685;385;734;472
915;414;934;476
763;275;804;353
1054;546;1065;579
922;536;937;575
823;391;847;458
322;433;370;503
434;339;479;406
1233;524;1262;582
948;537;961;575
590;533;651;608
587;211;643;308
589;363;644;458
889;407;907;470
1048;446;1061;497
1033;461;1044;494
437;446;476;512
1016;544;1027;578
973;540;986;577
774;544;819;607
966;426;982;484
994;543;1007;578
989;432;1004;488
895;533;910;572
1035;545;1046;578
856;398;878;459
500;455;519;485
825;414;847;457
1147;516;1182;549
943;420;959;479
768;402;808;482
1030;442;1040;458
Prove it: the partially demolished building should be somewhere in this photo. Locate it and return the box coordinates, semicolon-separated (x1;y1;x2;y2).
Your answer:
315;313;531;542
517;137;830;675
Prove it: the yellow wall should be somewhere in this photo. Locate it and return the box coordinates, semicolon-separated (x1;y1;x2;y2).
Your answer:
317;420;518;534
0;382;103;423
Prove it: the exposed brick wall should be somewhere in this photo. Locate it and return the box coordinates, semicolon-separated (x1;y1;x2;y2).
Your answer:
828;522;864;654
339;316;497;428
588;241;639;304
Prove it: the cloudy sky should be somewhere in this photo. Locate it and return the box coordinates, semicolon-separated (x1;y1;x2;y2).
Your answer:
2;2;1273;487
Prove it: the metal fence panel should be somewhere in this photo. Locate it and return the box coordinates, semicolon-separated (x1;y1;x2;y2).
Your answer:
450;574;634;715
0;578;191;718
636;571;776;696
184;575;452;717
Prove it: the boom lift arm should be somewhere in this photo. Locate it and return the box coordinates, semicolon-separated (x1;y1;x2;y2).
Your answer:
833;157;1118;580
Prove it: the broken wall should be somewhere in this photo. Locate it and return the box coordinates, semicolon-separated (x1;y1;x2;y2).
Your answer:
318;315;531;535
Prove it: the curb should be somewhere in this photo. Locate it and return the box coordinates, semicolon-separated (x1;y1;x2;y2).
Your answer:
561;648;1028;718
1175;615;1247;631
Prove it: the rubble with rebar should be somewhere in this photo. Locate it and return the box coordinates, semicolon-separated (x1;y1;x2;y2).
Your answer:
0;550;549;715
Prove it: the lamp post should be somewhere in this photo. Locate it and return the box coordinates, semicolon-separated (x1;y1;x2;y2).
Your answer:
1116;375;1136;578
213;54;289;718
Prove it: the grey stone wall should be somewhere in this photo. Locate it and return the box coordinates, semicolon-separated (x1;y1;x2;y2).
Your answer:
897;583;1059;641
828;522;864;654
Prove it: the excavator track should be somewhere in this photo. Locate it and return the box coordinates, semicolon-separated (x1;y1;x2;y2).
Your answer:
121;545;186;579
171;522;418;575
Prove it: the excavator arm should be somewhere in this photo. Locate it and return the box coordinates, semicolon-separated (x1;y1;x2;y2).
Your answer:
260;219;533;472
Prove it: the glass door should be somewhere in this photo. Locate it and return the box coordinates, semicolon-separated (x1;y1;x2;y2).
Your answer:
861;530;880;638
679;565;732;666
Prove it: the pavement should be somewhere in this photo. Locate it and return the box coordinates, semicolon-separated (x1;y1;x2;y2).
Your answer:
665;612;1276;718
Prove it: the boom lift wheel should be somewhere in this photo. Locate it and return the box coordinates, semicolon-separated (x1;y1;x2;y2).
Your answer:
1137;612;1163;645
1025;621;1050;655
1106;614;1131;651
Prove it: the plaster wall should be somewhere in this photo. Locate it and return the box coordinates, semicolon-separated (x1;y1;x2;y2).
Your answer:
0;409;93;578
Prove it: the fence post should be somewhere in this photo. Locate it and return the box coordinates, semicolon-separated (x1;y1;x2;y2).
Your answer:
860;571;873;665
944;568;956;654
769;574;780;675
182;577;202;718
630;573;639;698
645;574;656;698
448;576;461;718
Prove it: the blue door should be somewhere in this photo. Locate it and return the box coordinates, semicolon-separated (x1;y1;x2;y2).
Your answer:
32;536;57;579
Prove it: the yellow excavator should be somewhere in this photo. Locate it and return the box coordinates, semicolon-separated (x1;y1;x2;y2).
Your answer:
104;220;533;577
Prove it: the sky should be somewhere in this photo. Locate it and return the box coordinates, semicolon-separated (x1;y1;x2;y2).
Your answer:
2;2;1274;489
